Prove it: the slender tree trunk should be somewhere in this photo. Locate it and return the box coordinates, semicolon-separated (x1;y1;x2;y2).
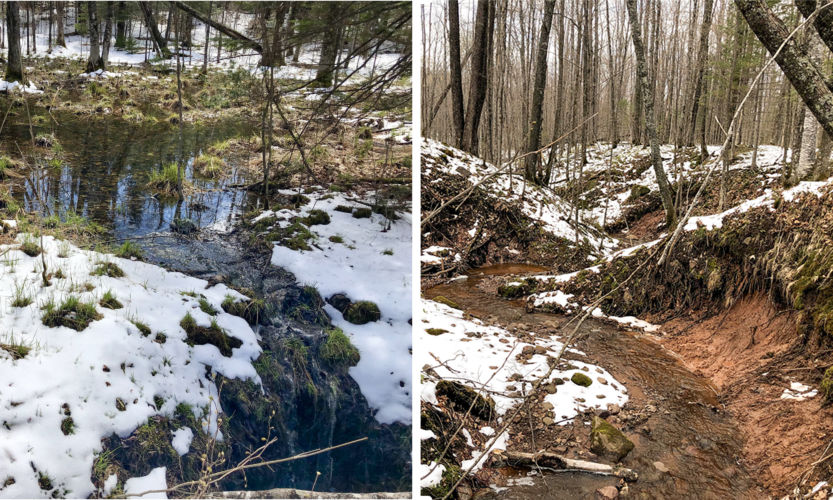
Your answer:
523;0;555;183
102;1;113;67
86;1;102;72
626;0;676;225
688;0;714;147
6;1;23;82
202;0;211;74
56;1;65;47
138;1;171;58
447;0;465;148
313;3;340;87
461;0;494;155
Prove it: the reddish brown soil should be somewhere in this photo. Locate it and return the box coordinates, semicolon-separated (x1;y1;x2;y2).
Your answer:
614;209;665;245
660;294;833;495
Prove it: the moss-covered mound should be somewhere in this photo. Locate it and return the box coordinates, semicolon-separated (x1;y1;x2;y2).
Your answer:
41;296;102;331
343;300;381;324
180;313;242;356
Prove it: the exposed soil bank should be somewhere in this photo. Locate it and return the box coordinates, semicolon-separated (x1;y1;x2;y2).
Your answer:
660;294;833;495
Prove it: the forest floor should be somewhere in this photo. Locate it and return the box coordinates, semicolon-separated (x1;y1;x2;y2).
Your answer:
420;140;833;499
0;54;412;498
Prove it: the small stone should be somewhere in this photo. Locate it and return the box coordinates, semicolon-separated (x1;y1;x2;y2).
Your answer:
542;383;558;394
595;486;619;500
597;377;608;385
607;404;620;415
596;394;606;399
534;346;547;355
590;416;634;461
542;417;554;426
542;402;554;410
653;461;669;473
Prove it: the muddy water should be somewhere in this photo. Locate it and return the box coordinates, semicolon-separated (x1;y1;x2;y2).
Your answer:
427;264;764;499
6;111;258;239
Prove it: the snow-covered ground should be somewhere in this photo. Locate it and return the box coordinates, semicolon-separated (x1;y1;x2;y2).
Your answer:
261;189;412;424
0;235;260;497
420;298;627;477
422;139;618;256
10;13;403;84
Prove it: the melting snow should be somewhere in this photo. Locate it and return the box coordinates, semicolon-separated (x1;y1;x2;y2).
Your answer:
266;190;411;424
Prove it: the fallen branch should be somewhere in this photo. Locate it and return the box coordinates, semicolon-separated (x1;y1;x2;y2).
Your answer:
492;450;638;482
204;490;410;499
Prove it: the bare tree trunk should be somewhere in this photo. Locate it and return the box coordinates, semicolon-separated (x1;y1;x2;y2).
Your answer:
626;0;676;225
138;1;171;58
202;0;211;74
461;0;494;155
735;0;833;139
523;0;555;183
688;0;714;148
6;1;23;82
448;0;465;148
86;1;102;72
313;3;340;87
102;1;113;67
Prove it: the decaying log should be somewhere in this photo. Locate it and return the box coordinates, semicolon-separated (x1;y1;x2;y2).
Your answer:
493;450;638;482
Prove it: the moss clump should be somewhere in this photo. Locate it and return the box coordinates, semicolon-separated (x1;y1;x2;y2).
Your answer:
303;209;330;226
0;342;30;359
221;295;266;324
92;262;125;278
628;184;651;200
132;320;152;337
60;417;75;435
41;296;102;331
320;327;360;367
498;281;530;299
431;295;461;310
343;300;381;324
329;235;344;243
590;416;634;461
821;367;833;404
436;380;495;421
198;298;218;316
352;207;372;219
252;215;278;232
180;313;242;356
193;153;226;178
334;205;354;213
20;239;41;257
115;241;143;260
99;290;123;309
571;372;593;387
425;328;448;336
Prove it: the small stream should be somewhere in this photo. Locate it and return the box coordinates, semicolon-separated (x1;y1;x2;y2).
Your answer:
427;265;764;499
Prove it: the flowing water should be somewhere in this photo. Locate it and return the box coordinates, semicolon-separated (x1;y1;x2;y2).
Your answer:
427;265;764;499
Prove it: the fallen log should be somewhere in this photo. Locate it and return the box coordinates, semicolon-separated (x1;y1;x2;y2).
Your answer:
205;489;410;499
493;450;638;482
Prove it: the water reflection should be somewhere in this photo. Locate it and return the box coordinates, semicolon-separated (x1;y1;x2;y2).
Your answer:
7;111;257;238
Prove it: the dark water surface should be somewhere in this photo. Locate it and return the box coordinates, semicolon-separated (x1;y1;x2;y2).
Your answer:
7;110;258;238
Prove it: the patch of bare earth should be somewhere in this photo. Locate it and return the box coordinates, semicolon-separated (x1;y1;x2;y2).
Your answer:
660;293;833;495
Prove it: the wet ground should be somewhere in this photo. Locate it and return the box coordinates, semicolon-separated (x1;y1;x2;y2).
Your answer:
426;264;765;499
